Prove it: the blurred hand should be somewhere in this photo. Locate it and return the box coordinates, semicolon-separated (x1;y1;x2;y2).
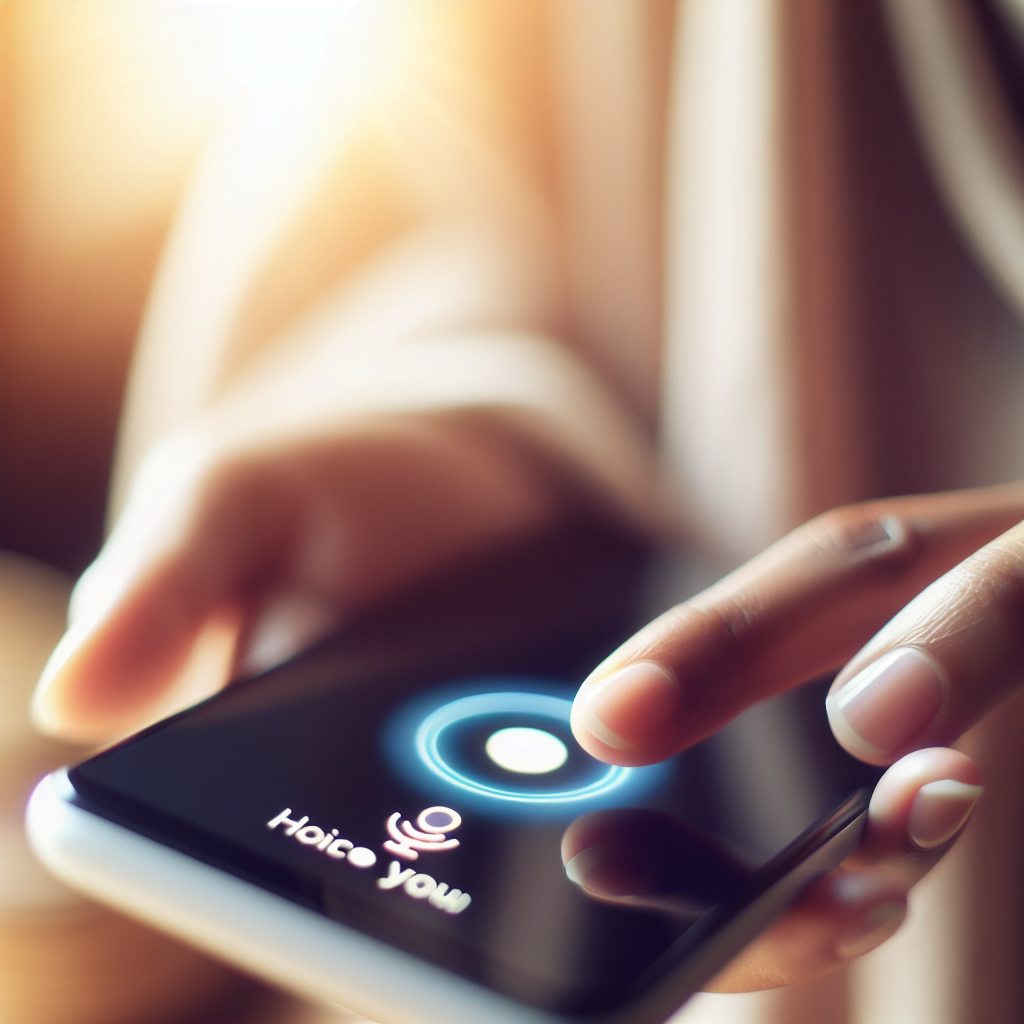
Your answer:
31;369;556;744
559;761;976;991
561;809;752;918
571;482;1024;986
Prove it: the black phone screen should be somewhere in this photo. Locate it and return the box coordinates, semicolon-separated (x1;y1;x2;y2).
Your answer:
66;527;880;1017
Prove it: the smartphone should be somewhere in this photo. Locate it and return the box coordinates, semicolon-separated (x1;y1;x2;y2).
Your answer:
27;525;880;1024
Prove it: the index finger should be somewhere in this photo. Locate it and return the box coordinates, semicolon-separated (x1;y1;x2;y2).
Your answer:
571;483;1024;766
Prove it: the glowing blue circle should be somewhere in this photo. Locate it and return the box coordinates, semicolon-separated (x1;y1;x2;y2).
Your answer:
384;678;672;817
414;691;631;804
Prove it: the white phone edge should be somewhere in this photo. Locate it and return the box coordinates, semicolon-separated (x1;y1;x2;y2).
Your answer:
26;769;866;1024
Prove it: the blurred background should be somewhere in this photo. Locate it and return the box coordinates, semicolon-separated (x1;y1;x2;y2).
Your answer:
5;0;1024;576
1;0;221;573
0;0;393;574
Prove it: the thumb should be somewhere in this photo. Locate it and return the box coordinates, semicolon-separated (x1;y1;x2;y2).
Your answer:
29;433;289;743
32;579;243;747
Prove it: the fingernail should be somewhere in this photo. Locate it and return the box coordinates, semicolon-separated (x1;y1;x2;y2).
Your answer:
564;843;613;887
848;515;905;551
564;842;650;897
908;779;983;850
836;900;906;960
29;682;61;736
239;592;340;676
573;662;679;751
826;647;945;761
29;627;83;735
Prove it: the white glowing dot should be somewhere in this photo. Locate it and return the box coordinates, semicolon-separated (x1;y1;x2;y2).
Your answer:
347;847;377;868
485;728;568;775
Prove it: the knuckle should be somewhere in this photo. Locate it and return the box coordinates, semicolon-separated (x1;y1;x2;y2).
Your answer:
132;429;213;506
131;425;266;520
803;505;919;579
703;594;769;673
985;528;1024;574
132;429;283;543
965;545;1024;621
637;597;764;673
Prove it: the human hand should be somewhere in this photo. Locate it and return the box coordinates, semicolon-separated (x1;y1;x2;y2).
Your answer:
31;374;556;745
570;482;1024;986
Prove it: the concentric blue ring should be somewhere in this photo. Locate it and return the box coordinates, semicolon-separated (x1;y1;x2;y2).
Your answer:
415;692;629;803
384;678;670;816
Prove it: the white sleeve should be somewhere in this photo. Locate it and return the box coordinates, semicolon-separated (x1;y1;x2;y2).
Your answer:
110;5;659;531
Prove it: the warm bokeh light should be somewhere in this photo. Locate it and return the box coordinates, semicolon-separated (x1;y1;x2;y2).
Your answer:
0;0;416;570
198;0;398;110
222;1;358;104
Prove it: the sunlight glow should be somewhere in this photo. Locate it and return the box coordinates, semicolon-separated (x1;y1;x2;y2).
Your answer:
197;0;392;109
